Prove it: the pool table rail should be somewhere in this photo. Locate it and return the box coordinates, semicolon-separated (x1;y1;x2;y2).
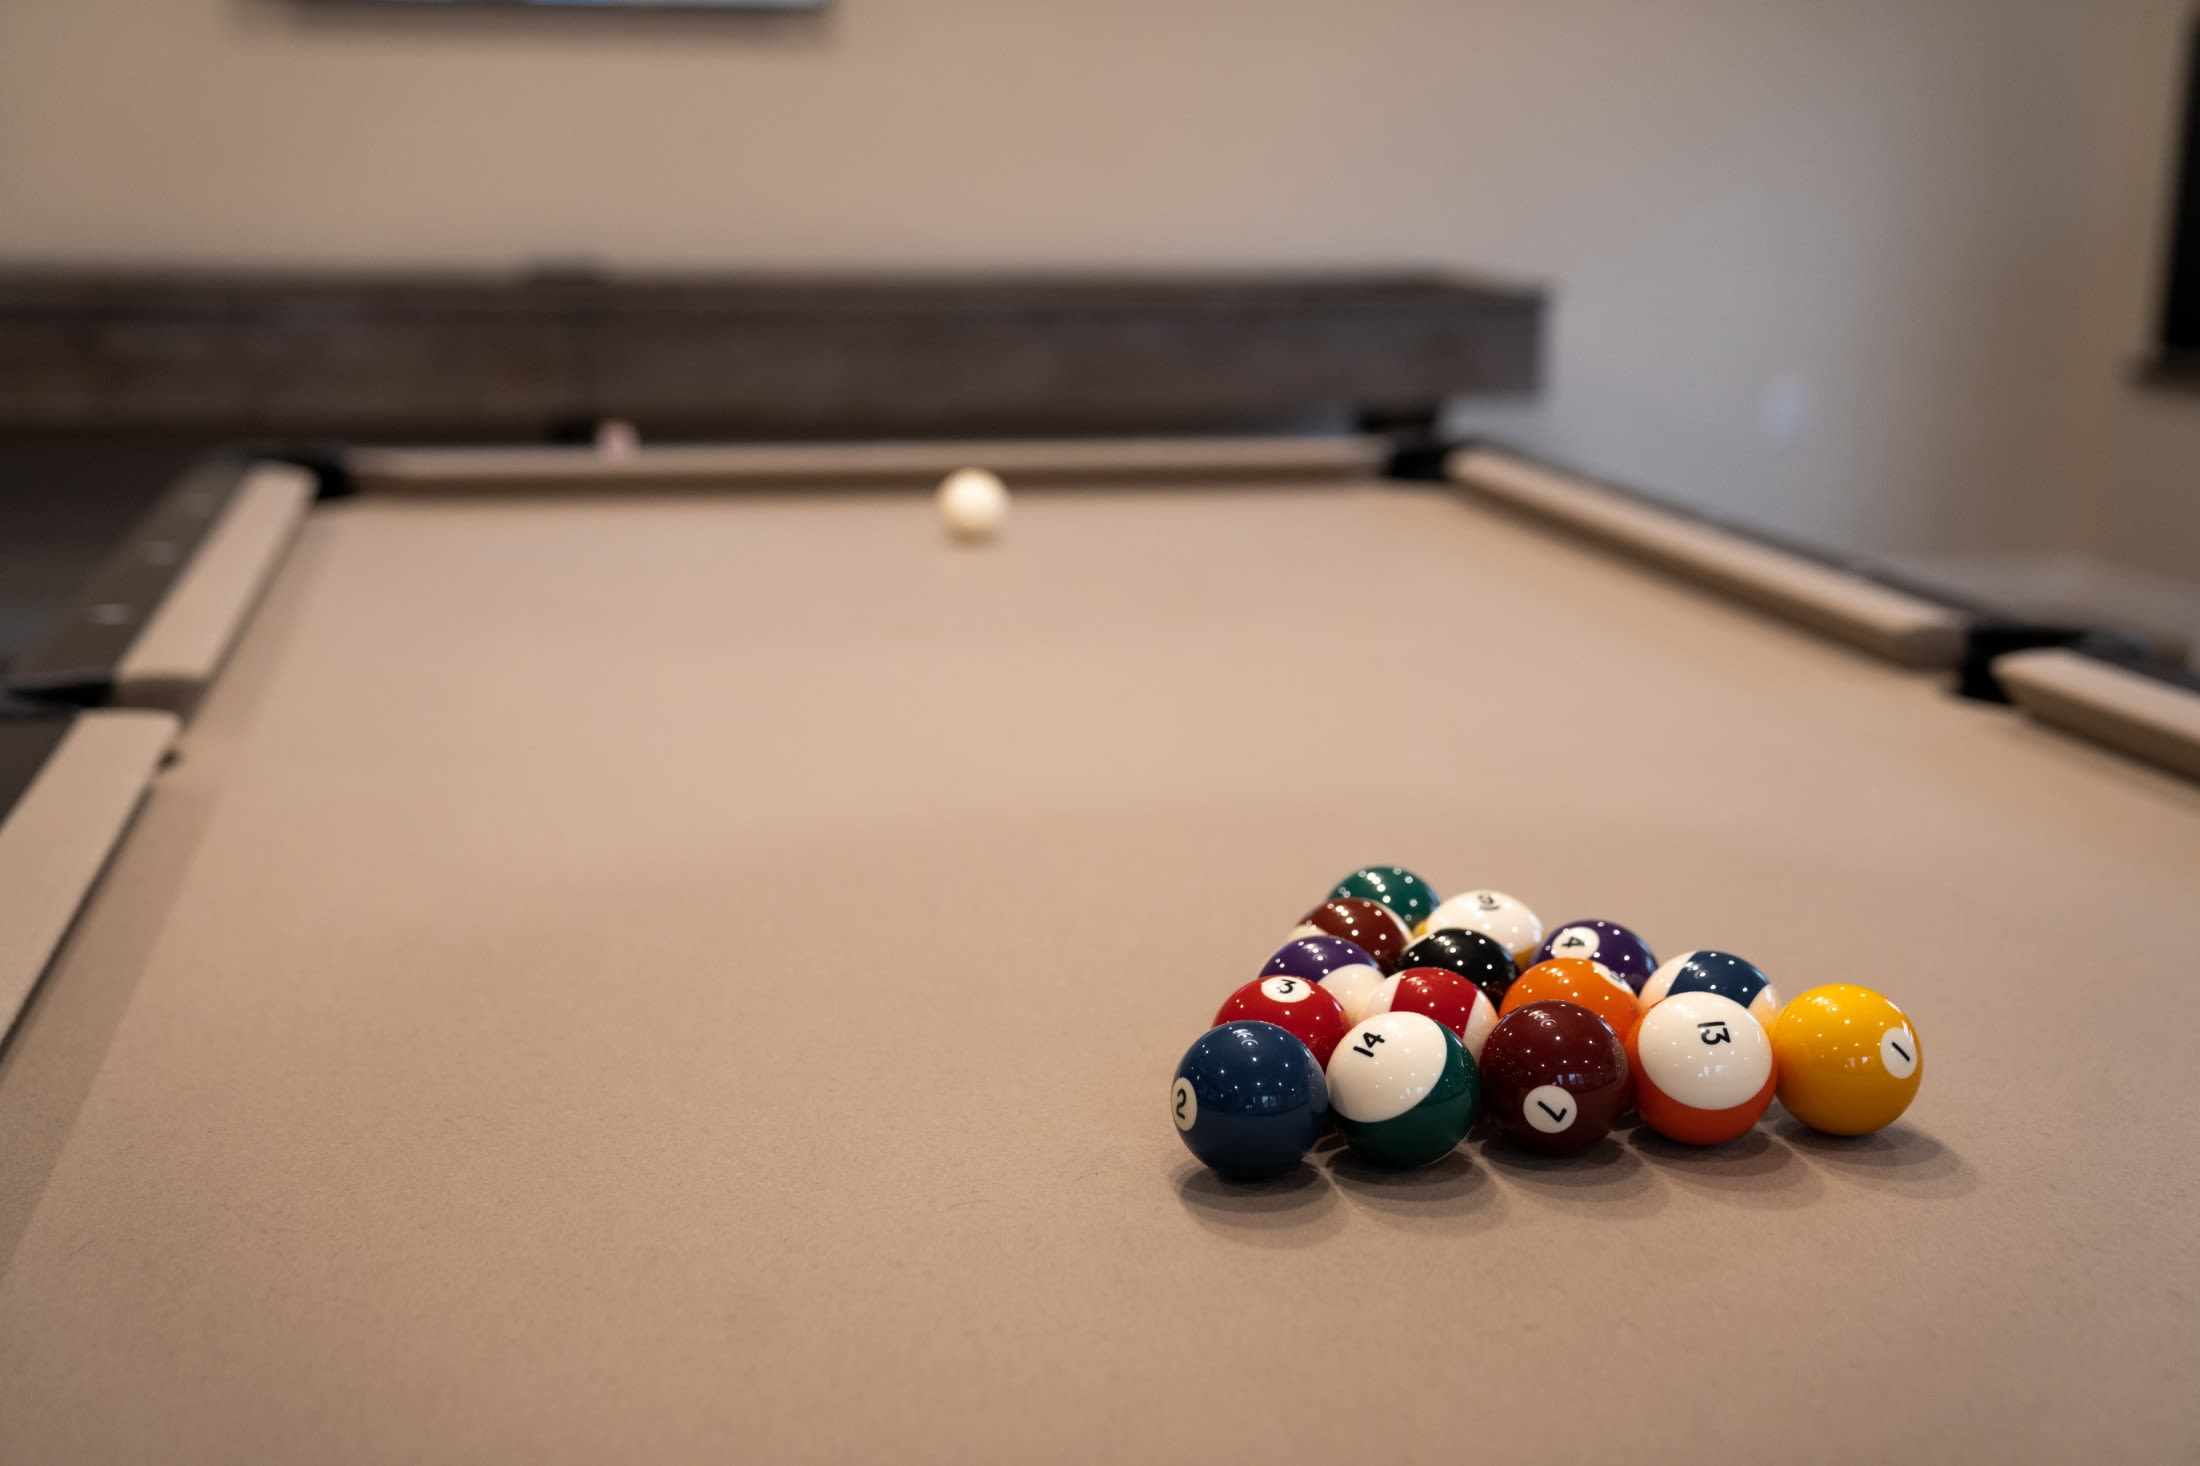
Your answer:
342;433;1391;492
5;456;316;715
8;430;2197;794
0;708;176;1047
1396;437;2200;782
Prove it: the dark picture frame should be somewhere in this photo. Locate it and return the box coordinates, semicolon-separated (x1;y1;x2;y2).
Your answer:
318;1;824;9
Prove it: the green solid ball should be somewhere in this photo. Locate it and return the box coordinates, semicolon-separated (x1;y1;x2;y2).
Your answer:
1326;1011;1479;1169
1330;866;1439;931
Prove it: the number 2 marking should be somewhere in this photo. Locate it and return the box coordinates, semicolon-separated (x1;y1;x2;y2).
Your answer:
1171;1077;1197;1131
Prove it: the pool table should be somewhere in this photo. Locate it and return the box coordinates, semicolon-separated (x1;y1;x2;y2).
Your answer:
2;434;2197;1465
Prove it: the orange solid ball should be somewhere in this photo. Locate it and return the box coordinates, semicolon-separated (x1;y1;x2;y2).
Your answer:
1499;958;1641;1045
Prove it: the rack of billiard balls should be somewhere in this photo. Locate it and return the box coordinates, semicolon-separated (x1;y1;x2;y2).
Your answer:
1170;865;1925;1181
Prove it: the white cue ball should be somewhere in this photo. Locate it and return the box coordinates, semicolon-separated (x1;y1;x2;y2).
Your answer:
937;467;1009;540
595;419;639;459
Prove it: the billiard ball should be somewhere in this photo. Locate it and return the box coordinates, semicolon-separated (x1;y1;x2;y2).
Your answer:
1287;897;1409;972
594;418;639;458
1625;991;1776;1145
938;467;1009;539
1260;934;1386;1025
1261;934;1375;982
1170;1021;1329;1179
1324;1011;1477;1168
1478;1001;1631;1155
1395;928;1519;1007
1213;975;1351;1068
1498;957;1641;1046
1328;865;1439;930
1640;949;1781;1022
1418;888;1544;965
1363;966;1500;1061
1531;919;1658;992
1771;985;1922;1136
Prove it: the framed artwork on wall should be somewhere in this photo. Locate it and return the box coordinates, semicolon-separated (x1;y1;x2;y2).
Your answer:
316;1;824;9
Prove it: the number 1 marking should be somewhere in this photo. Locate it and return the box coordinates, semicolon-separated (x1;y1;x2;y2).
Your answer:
1878;1026;1919;1078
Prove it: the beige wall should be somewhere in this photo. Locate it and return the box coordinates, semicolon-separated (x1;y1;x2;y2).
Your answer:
0;0;2191;569
2054;0;2200;582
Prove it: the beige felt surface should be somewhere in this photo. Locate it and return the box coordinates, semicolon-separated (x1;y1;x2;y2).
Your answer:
3;472;2199;1465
